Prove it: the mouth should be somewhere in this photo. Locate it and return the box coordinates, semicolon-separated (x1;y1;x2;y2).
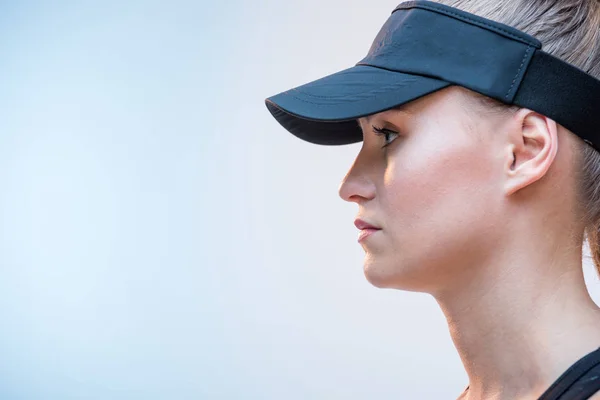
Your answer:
354;219;382;242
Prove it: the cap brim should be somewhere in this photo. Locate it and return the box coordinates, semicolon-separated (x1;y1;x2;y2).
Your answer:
265;65;451;146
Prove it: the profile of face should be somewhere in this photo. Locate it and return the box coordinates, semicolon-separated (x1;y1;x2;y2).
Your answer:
338;86;567;294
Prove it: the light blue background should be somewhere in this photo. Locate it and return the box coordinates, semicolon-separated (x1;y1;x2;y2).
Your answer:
1;1;598;399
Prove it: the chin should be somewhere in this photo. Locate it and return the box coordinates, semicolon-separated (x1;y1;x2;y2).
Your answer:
362;256;430;292
362;257;399;288
364;269;390;288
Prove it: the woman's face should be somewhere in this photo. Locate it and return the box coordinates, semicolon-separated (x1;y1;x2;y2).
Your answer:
338;87;512;292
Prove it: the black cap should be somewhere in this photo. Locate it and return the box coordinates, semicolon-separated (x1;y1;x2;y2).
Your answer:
265;0;600;151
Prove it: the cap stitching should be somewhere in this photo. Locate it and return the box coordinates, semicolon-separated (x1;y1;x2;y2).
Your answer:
506;45;532;100
284;82;450;108
289;79;420;101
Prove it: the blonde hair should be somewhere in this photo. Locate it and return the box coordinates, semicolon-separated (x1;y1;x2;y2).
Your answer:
430;0;600;275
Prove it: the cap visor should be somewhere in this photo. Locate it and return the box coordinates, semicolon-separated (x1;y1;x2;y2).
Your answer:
265;65;451;145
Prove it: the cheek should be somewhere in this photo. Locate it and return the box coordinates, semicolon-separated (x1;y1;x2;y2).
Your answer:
382;136;499;247
367;138;502;290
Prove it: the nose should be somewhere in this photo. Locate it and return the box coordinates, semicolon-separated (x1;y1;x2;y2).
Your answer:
338;149;377;204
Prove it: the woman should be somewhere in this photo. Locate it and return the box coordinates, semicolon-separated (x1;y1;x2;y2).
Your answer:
265;1;600;399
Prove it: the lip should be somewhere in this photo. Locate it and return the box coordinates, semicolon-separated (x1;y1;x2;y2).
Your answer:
354;219;381;230
358;228;380;242
354;219;382;242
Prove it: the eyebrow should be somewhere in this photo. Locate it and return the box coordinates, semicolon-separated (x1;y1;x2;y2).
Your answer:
357;105;412;126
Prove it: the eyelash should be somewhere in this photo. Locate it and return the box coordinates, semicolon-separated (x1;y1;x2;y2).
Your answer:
372;125;399;148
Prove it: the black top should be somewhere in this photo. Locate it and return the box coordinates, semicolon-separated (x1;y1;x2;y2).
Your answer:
538;347;600;400
460;347;600;399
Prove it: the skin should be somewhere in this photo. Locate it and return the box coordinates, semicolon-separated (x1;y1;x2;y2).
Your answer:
338;86;600;400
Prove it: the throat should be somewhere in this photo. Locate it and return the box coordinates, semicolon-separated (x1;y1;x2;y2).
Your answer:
436;263;600;400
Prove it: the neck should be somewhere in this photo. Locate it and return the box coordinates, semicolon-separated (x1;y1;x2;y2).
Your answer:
434;233;600;400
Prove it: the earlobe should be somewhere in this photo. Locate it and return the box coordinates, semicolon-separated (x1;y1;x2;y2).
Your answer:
504;109;559;196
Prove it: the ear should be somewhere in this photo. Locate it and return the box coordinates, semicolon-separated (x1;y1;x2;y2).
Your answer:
504;108;559;196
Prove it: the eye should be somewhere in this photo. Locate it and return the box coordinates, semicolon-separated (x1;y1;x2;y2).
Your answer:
372;125;399;148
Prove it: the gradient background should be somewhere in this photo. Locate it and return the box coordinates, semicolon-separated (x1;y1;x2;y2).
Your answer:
1;1;598;399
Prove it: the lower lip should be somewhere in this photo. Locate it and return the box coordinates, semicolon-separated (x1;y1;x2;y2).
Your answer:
358;228;381;242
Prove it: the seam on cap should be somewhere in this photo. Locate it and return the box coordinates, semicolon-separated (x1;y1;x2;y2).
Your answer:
266;100;358;123
506;45;532;100
288;79;420;103
394;1;541;48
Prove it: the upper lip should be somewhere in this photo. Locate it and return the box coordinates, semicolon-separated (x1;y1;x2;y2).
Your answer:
354;218;381;230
